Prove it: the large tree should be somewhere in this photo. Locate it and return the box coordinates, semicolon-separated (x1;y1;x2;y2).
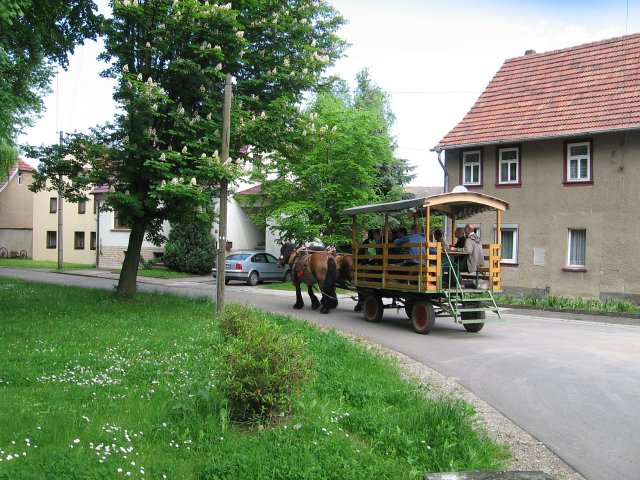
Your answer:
0;0;103;173
246;70;414;245
29;0;346;296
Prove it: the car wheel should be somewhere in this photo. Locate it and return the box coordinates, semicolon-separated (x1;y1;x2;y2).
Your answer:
224;278;230;285
248;271;259;286
284;270;292;282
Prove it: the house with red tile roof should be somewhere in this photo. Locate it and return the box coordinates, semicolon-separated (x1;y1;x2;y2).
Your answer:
0;159;35;257
437;33;640;302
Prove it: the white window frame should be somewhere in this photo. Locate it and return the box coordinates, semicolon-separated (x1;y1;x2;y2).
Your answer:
567;228;586;267
498;225;518;264
498;147;519;184
566;142;591;182
462;150;482;186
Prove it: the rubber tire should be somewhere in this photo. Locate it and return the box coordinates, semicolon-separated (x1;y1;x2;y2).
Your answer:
363;295;383;323
461;309;486;333
224;278;230;285
411;300;435;334
248;271;259;286
284;270;292;283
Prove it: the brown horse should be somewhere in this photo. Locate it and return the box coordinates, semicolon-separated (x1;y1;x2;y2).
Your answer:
334;253;354;289
278;243;338;314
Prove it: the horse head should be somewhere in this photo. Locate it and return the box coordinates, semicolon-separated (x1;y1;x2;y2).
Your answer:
336;253;354;283
278;242;298;267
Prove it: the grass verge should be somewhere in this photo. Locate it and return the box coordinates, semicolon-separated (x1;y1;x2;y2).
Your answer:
495;293;640;314
113;268;195;280
0;259;94;270
0;279;507;479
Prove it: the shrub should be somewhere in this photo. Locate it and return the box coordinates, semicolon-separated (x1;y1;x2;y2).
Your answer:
163;214;217;274
216;304;315;423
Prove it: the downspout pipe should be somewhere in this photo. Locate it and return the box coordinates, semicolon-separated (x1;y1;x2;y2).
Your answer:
430;146;448;233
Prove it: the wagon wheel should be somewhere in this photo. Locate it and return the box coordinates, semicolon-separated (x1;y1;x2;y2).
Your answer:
19;250;27;259
461;304;486;333
362;294;383;323
404;300;415;319
411;300;435;334
0;247;7;258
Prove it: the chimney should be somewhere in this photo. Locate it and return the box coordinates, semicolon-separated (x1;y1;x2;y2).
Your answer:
524;49;536;55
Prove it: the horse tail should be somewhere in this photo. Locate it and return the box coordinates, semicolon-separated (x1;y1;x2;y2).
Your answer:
325;254;338;308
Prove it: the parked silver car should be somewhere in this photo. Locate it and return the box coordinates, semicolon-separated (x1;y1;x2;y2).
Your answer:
212;251;292;286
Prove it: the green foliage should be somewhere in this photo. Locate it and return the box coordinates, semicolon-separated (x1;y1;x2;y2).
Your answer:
26;0;346;296
0;138;17;177
217;304;315;424
495;293;640;313
163;214;217;275
1;0;102;152
248;69;415;245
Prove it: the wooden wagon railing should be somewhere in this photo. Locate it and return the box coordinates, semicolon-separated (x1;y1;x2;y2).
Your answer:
353;241;502;293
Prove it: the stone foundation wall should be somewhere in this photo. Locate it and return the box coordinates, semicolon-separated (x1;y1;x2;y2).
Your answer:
99;246;164;269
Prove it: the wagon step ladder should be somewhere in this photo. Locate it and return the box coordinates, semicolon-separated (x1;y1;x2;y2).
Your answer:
443;288;503;323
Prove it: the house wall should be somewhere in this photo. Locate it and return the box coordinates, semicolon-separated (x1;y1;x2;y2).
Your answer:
445;130;640;301
213;192;263;252
32;189;97;264
95;202;168;268
0;169;34;256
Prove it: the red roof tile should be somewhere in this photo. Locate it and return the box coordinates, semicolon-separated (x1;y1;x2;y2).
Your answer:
2;158;34;191
438;33;640;148
235;184;262;195
4;158;34;178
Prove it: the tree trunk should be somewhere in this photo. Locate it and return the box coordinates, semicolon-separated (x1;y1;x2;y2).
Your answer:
116;218;146;297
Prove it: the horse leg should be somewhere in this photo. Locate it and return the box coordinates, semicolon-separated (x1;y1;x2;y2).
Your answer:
293;282;304;309
320;256;338;313
308;285;321;310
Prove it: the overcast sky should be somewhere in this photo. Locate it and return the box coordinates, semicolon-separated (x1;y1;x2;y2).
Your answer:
19;0;640;187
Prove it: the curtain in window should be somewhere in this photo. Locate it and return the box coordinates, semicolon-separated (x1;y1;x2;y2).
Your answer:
569;229;586;266
501;230;514;261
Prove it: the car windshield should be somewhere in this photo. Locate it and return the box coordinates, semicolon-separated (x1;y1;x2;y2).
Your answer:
226;254;251;261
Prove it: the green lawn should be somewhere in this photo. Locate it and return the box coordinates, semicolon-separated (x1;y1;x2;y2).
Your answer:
0;258;94;270
114;268;195;279
0;279;507;479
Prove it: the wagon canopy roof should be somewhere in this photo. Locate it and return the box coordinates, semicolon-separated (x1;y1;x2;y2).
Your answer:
340;191;508;220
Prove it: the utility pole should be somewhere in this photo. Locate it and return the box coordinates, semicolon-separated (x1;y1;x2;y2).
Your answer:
216;73;233;313
57;130;64;270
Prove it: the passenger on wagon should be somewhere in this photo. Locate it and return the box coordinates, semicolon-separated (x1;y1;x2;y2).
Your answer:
394;226;426;265
450;224;484;273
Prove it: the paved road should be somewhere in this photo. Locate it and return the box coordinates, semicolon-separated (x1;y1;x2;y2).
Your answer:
2;267;639;480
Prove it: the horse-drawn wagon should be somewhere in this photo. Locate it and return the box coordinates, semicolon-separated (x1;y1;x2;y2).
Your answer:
340;191;509;334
